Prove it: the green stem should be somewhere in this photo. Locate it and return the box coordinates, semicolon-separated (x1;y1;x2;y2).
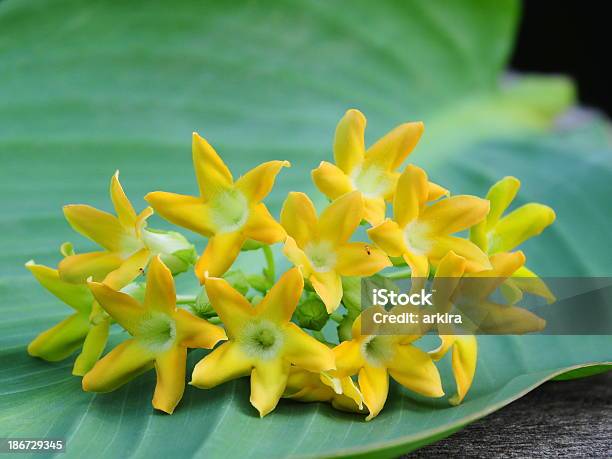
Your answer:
385;268;412;280
262;245;275;284
176;295;197;305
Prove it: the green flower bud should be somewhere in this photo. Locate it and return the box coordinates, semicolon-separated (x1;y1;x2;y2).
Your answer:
295;294;329;331
224;270;250;295
241;239;265;251
141;228;197;275
190;287;215;318
247;273;270;293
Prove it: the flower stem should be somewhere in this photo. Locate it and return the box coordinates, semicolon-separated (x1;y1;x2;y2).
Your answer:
384;268;412;279
262;245;275;284
176;295;197;305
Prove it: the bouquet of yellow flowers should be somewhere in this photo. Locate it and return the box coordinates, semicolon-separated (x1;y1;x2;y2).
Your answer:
26;109;555;419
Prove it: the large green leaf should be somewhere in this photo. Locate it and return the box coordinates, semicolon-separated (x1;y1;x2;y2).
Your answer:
0;0;610;457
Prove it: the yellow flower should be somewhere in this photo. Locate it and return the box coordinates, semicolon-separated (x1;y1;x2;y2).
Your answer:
429;250;547;405
281;191;391;313
470;176;556;302
425;250;476;406
367;165;491;278
145;133;289;281
283;368;366;414
333;315;444;421
25;255;111;377
84;256;226;414
190;268;335;417
311;109;447;225
59;172;195;288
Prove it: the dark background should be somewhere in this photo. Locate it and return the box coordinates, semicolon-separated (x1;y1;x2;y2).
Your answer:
511;2;611;117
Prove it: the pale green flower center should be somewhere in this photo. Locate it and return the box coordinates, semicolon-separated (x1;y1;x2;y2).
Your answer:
119;234;145;258
403;220;431;256
304;240;337;272
211;189;249;233
351;165;391;199
240;320;284;360
361;335;394;367
136;312;176;353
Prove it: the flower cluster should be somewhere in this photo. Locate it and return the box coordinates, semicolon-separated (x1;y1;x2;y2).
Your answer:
26;109;555;419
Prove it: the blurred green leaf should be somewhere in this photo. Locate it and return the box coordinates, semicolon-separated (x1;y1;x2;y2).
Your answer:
0;0;610;458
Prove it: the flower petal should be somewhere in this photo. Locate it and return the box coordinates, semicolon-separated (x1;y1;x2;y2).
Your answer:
25;261;93;313
235;160;290;202
195;232;245;280
63;204;128;252
362;196;386;225
319;191;363;245
427;181;449;201
431;251;466;312
489;203;556;253
242;203;286;244
256;267;303;323
280;192;318;247
58;251;123;283
58;252;123;284
110;171;137;229
420;195;489;235
72;318;110;376
82;339;155;392
364;121;424;171
283;323;335;372
510;265;556;303
27;313;90;361
88;281;144;334
144;191;215;237
367;219;407;257
393;165;428;227
485;176;521;230
359;364;389;421
191;342;252;388
334;108;366;174
143;256;176;314
175;308;226;349
103;248;150;290
429;236;491;272
310;270;343;313
387;344;444;397
332;340;364;376
250;358;291;417
311;161;354;200
283;236;314;277
203;276;253;338
448;335;477;405
402;250;430;278
461;251;526;301
335;242;391;276
152;345;187;414
192;132;233;200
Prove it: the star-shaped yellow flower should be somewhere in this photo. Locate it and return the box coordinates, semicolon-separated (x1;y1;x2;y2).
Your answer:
85;256;226;414
190;267;335;417
312;109;447;225
145;133;289;281
281;191;391;313
333;315;444;421
60;172;195;288
25;254;111;376
470;176;556;302
428;250;547;406
368;164;491;278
